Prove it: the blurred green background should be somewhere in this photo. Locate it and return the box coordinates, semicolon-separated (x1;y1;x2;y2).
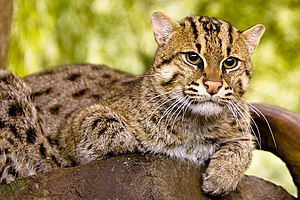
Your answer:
8;0;299;197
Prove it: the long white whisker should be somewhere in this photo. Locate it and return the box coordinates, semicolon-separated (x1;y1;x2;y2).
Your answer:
235;102;262;148
249;104;277;149
226;102;252;152
175;96;190;123
157;93;183;126
147;94;179;125
144;90;183;134
167;96;189;135
229;101;261;149
163;98;185;136
137;90;174;113
166;96;187;123
160;95;186;133
181;99;192;123
225;103;242;129
247;84;274;98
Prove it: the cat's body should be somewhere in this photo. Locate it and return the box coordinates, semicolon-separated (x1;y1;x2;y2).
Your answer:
0;12;264;196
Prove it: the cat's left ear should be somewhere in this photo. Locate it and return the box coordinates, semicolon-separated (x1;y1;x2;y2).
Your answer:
151;12;180;46
242;24;265;55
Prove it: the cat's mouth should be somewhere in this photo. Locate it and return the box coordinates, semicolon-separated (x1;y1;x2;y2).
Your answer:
188;99;224;116
189;96;220;105
190;99;220;107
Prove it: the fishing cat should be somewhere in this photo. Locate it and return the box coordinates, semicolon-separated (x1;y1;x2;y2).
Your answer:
0;12;264;196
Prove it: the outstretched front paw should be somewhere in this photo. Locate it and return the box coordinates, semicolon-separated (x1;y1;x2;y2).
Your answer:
202;167;241;196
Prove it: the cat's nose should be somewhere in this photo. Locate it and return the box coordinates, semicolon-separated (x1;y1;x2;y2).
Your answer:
203;80;223;95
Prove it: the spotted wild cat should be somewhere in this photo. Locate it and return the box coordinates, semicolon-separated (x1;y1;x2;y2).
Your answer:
0;12;264;196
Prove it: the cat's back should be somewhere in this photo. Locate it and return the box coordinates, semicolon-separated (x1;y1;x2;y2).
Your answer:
24;64;134;103
23;64;137;137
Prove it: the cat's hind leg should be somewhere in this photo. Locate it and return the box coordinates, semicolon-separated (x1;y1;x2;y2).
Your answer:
0;70;65;183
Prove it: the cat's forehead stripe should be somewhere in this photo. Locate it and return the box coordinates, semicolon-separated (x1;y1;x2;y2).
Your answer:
181;16;234;56
227;24;234;56
187;17;199;41
200;16;222;34
228;24;233;44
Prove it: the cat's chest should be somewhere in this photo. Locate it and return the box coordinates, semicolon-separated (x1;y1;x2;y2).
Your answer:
164;142;217;165
171;123;221;164
137;119;223;165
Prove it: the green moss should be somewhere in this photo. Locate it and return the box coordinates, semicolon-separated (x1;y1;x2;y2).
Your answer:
0;177;34;198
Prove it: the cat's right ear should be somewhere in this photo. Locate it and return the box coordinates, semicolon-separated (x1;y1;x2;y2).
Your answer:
242;24;265;55
151;12;180;46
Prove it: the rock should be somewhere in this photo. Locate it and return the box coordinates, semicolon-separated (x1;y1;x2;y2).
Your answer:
0;154;294;200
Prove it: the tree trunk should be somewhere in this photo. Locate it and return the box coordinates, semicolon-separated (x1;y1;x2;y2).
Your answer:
0;0;13;69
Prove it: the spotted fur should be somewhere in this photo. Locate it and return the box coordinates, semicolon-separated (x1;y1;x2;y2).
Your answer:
0;12;264;196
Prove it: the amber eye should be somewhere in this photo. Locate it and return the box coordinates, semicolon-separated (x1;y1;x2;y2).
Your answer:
186;52;203;67
222;57;239;70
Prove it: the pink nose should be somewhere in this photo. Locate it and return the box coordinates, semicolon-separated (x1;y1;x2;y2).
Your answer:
203;80;222;95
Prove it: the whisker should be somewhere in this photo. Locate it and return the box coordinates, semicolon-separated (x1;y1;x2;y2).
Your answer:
167;96;189;135
163;99;183;136
181;99;192;123
233;103;261;152
226;102;255;151
159;95;186;133
137;90;174;113
157;92;183;126
166;96;187;122
145;90;183;133
249;104;277;149
147;94;178;125
176;97;190;122
235;102;262;149
225;103;243;129
229;101;261;149
247;84;274;98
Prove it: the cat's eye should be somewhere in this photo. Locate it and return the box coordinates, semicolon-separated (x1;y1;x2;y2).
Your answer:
222;57;240;70
185;52;204;67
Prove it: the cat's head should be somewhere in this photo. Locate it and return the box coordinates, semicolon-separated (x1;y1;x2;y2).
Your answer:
149;12;264;117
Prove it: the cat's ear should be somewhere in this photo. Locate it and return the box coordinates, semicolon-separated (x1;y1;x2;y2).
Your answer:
242;24;265;55
151;12;180;46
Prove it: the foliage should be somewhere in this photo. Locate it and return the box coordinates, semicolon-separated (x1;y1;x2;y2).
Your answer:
8;0;299;197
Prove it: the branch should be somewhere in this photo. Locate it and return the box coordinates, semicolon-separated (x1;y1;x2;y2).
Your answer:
251;103;300;198
0;0;13;68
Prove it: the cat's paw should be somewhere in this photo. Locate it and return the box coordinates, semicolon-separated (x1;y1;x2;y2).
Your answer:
202;168;239;196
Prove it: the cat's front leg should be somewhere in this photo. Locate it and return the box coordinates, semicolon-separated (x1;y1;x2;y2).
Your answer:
202;136;255;196
59;104;138;164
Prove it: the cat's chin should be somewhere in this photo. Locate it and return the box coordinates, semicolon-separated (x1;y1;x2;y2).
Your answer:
189;101;223;117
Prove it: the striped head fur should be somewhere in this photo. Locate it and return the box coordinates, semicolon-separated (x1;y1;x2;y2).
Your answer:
148;12;264;117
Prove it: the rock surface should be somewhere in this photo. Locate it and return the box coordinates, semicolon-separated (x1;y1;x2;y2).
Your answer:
0;154;294;200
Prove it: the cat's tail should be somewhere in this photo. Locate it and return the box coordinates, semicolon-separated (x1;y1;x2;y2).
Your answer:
0;69;66;183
